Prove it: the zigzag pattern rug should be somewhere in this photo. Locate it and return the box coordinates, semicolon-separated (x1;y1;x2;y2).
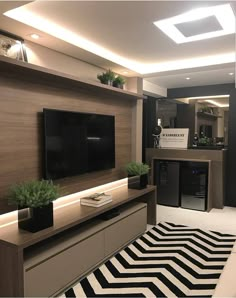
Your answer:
63;222;236;297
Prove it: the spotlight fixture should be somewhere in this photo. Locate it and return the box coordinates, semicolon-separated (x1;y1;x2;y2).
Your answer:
228;72;234;76
30;33;39;39
186;77;191;80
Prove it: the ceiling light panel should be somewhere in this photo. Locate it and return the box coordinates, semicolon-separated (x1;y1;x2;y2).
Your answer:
154;4;235;44
175;15;222;38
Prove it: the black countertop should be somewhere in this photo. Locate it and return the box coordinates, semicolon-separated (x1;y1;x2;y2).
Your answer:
189;145;226;150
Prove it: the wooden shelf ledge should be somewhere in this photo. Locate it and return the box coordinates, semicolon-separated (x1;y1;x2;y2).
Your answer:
0;185;156;249
0;56;144;100
197;111;222;119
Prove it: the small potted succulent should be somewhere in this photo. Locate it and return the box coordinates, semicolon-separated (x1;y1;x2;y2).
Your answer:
9;180;59;233
97;69;115;85
113;75;125;89
125;161;150;189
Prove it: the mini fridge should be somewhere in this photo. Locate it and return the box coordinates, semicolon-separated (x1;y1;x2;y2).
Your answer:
154;160;180;207
180;162;208;211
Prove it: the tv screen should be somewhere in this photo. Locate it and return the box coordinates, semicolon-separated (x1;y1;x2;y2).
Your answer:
43;109;115;180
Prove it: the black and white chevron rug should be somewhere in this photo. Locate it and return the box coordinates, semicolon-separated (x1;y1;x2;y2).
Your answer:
63;222;236;298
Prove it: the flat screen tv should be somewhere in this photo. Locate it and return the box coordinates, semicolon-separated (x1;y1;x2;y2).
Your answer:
43;108;115;180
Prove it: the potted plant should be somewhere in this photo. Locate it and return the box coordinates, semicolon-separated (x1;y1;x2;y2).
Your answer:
200;106;213;114
113;75;125;89
198;135;211;146
97;69;115;85
125;161;150;189
9;180;59;233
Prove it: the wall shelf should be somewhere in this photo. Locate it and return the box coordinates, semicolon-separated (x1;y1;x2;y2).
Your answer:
0;55;144;100
197;111;222;120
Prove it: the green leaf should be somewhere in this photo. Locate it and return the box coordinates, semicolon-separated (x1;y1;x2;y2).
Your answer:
9;180;59;208
125;161;150;176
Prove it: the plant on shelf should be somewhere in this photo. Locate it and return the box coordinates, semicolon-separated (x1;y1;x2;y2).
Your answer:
113;75;126;89
199;106;213;114
125;161;150;190
198;134;211;146
9;180;60;233
97;69;115;85
125;161;149;176
9;180;59;207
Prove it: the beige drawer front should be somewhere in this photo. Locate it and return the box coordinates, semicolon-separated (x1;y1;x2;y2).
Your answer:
104;205;147;256
24;230;104;297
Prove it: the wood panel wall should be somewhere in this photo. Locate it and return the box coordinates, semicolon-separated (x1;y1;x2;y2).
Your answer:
0;73;133;214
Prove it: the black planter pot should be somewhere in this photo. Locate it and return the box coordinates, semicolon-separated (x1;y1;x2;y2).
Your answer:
18;203;54;233
128;174;148;189
112;81;124;89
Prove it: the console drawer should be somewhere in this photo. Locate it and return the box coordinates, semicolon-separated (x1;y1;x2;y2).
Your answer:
24;230;104;297
104;204;147;256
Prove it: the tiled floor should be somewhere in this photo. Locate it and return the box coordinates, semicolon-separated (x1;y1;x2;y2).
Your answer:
156;205;236;235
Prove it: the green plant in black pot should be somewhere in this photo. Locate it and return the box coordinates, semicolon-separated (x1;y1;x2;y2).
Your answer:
125;161;150;189
97;69;115;85
9;180;59;233
113;75;125;89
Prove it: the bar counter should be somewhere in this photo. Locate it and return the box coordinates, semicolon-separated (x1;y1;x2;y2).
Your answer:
146;148;227;210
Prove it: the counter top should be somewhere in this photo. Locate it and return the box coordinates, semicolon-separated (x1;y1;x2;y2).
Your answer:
189;146;226;150
146;148;226;162
146;147;226;210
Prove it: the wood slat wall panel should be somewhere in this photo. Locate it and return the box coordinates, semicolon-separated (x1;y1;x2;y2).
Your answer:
0;74;133;213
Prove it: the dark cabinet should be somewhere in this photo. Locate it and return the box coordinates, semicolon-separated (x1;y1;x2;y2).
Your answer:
154;161;180;207
180;162;208;211
154;160;208;211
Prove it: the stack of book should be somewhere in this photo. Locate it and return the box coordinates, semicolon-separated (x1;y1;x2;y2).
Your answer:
80;193;113;207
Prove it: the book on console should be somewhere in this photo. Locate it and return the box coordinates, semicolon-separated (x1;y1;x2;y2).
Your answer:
80;199;113;207
80;193;112;206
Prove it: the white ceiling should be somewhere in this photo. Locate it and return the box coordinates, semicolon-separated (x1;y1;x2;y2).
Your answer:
0;1;235;89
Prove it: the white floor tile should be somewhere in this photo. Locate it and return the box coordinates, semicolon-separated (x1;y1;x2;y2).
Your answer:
156;205;236;235
213;253;236;297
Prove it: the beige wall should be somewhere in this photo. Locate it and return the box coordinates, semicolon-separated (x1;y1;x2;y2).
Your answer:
217;108;224;138
143;80;167;98
25;41;104;83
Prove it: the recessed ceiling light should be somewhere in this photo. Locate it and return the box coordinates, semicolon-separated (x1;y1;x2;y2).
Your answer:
30;33;40;39
186;77;190;80
205;99;229;108
122;71;129;74
228;72;234;76
153;3;235;44
188;95;229;100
